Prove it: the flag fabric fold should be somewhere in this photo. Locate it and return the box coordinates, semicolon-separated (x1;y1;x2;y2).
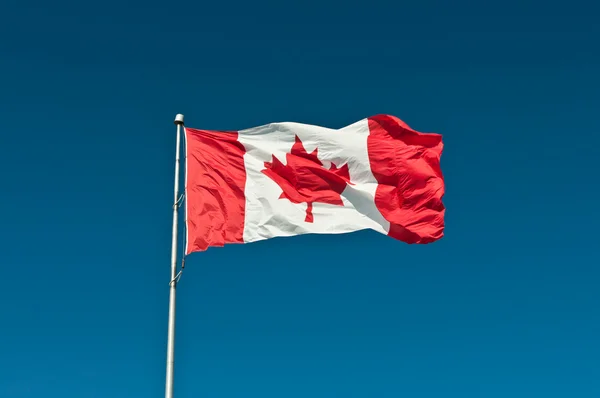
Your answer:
184;114;444;253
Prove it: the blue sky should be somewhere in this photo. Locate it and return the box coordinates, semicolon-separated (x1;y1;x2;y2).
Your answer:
1;0;599;397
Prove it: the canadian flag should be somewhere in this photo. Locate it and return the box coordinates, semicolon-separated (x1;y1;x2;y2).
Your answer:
184;114;444;253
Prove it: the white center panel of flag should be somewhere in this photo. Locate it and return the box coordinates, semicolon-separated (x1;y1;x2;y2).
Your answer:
237;118;390;244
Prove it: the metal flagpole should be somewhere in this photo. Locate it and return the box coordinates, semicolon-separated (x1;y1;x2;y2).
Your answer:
165;113;184;398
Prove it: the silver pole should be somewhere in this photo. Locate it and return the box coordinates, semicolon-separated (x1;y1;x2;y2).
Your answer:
166;113;184;398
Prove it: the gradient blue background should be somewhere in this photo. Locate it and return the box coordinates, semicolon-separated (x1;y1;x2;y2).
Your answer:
1;0;599;397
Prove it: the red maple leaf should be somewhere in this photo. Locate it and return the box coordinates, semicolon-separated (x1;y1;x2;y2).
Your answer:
262;135;352;222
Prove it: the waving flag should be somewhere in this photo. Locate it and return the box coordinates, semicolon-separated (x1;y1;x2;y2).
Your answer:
184;114;444;253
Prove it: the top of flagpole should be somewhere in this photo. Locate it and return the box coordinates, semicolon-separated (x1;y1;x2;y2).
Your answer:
174;114;185;125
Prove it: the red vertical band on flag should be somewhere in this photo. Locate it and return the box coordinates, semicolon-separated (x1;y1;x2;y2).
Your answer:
367;114;445;244
185;128;246;253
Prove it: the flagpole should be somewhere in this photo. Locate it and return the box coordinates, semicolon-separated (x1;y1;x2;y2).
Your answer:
165;113;184;398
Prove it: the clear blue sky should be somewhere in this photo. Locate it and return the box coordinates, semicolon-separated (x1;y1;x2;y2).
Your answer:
1;0;599;397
